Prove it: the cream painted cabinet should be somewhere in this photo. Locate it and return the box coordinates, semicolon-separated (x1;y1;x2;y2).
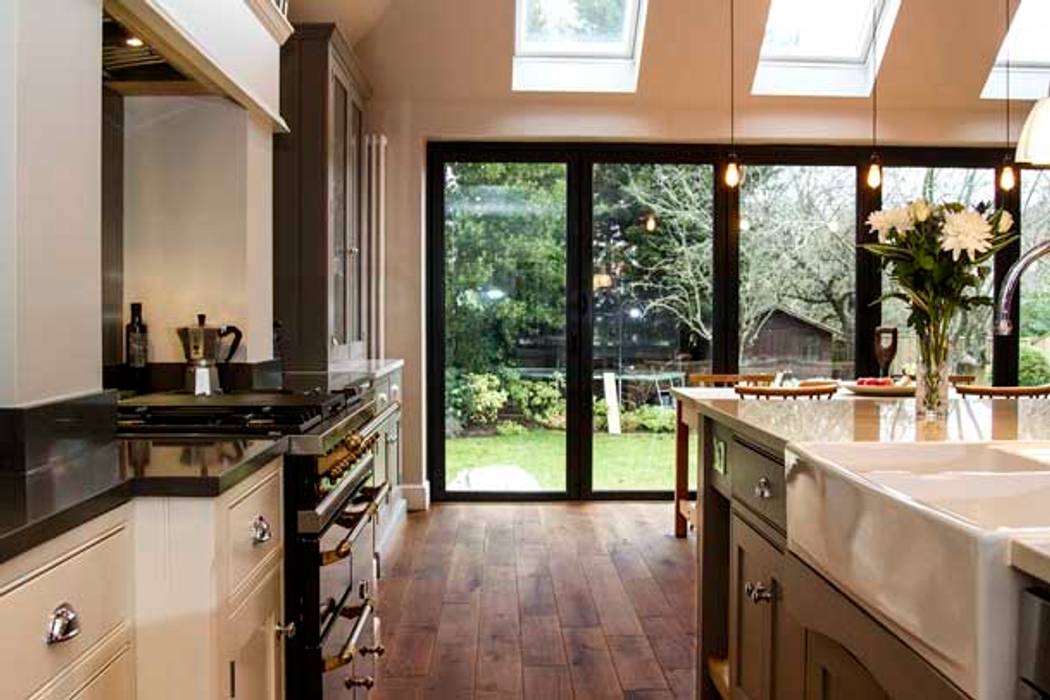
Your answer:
227;565;284;700
0;506;134;700
134;458;286;700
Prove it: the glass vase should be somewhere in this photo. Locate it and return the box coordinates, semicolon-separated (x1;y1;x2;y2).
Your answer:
914;316;952;419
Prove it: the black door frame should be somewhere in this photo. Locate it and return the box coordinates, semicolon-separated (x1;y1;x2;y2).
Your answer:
426;141;1020;502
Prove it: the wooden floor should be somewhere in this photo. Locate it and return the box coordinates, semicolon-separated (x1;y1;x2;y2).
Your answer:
374;502;696;699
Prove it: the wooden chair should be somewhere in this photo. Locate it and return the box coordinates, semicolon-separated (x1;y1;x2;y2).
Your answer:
734;383;839;400
686;372;776;388
955;384;1050;398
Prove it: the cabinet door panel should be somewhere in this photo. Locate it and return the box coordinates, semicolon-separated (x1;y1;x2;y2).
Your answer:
227;566;283;700
730;513;780;700
804;632;888;700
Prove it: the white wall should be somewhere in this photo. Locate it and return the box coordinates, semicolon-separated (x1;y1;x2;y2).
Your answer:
0;0;102;407
349;0;1035;503
124;97;273;364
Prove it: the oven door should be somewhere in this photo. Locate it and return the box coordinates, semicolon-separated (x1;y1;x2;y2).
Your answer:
318;497;380;696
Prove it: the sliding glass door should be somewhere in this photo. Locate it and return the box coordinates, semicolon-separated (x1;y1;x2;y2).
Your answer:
441;160;570;494
590;163;712;491
428;144;1019;500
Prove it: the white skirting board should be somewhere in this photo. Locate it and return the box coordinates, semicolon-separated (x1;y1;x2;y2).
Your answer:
376;494;408;559
398;482;430;512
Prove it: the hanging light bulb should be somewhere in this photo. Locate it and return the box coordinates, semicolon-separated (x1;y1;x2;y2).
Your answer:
999;159;1017;191
865;154;882;190
645;213;657;232
724;155;744;189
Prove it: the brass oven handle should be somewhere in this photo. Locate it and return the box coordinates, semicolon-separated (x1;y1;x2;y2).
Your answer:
322;599;374;672
358;403;400;443
320;503;377;566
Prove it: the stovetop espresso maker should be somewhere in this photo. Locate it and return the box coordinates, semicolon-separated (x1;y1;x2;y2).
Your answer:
176;314;242;395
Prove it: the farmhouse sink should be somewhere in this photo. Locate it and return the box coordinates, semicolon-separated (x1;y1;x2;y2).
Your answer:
785;441;1050;699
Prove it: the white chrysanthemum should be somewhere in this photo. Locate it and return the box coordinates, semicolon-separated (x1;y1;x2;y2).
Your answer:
941;210;992;262
866;206;913;243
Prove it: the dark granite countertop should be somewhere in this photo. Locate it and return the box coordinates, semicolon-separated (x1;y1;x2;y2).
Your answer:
0;436;286;566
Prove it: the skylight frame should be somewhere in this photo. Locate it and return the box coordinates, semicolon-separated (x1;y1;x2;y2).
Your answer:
512;0;650;94
515;0;643;60
751;0;901;98
980;0;1050;100
759;0;888;66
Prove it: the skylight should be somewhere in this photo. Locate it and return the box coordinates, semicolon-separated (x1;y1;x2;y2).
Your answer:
981;0;1050;100
512;0;649;93
752;0;901;97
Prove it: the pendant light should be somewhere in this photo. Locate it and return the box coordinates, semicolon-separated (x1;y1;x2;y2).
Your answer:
1000;0;1017;190
865;0;882;190
724;0;743;188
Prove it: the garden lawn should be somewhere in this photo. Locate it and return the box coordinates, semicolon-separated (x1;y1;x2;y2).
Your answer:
445;428;697;492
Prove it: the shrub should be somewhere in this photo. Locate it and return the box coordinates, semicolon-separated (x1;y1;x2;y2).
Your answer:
621;404;675;433
446;371;507;427
495;420;527;436
503;371;565;425
593;398;608;432
1019;345;1050;387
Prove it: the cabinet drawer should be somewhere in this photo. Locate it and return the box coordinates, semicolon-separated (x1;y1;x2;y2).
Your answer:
227;463;283;599
730;437;786;532
0;525;131;700
68;646;134;700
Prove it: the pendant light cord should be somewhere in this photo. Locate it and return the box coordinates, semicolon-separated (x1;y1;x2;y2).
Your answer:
871;0;878;150
730;0;736;150
1005;0;1011;149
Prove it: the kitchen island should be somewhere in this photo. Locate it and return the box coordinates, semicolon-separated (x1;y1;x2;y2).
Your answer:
673;389;1050;700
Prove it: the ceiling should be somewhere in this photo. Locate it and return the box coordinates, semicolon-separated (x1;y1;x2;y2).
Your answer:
290;0;1030;145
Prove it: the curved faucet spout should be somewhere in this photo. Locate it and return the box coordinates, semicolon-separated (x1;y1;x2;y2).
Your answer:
996;238;1050;335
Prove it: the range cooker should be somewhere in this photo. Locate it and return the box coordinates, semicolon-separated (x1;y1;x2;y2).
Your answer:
119;386;398;697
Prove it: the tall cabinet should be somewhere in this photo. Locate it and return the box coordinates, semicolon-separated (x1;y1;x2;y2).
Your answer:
275;24;373;370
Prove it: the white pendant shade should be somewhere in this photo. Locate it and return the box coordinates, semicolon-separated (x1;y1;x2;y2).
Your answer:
1015;96;1050;166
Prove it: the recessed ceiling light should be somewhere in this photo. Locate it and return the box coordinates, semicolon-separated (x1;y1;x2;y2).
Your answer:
126;37;144;48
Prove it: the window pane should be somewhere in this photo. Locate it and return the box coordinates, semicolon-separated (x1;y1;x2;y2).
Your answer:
591;163;712;491
739;165;856;379
761;0;879;63
992;0;1050;66
443;162;568;493
1019;170;1050;385
520;0;636;56
882;167;996;380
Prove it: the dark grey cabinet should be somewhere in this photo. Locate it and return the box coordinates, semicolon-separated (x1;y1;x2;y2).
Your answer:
702;417;967;700
275;24;369;371
729;512;781;700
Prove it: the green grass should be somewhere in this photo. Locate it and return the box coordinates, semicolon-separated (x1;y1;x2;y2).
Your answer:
445;428;697;492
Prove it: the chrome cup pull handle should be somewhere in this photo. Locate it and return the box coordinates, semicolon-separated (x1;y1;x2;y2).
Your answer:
46;603;80;645
275;621;297;639
345;676;375;690
251;515;273;545
753;477;773;500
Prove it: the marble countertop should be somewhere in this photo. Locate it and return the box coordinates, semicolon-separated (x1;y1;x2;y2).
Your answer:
0;436;285;565
673;389;1050;452
1009;536;1050;584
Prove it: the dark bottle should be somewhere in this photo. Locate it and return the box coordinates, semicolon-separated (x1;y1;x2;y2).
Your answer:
126;302;149;391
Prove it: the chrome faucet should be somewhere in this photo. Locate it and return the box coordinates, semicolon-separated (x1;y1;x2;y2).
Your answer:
995;239;1050;335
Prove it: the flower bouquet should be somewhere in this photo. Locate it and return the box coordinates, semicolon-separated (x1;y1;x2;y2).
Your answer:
863;199;1016;417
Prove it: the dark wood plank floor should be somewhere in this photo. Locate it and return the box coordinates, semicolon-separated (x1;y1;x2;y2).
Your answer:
374;503;696;699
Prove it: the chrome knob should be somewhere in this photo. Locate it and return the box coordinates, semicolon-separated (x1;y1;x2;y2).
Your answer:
275;621;297;639
744;581;775;604
358;579;371;599
251;515;273;545
345;676;375;689
753;477;773;500
46;603;80;645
